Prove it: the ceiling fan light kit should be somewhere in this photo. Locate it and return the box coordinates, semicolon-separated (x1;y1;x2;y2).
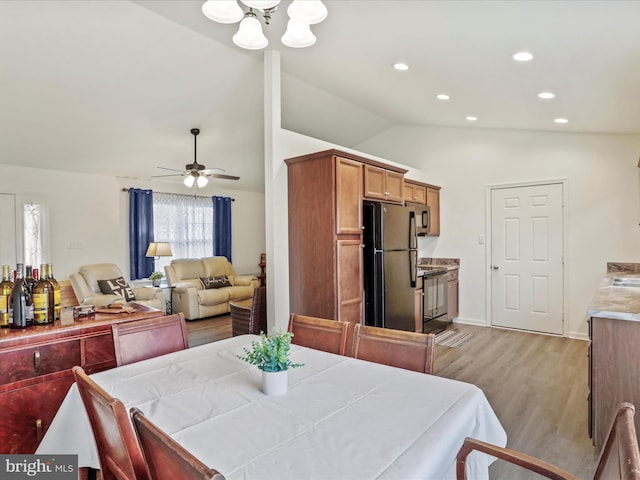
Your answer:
202;0;327;50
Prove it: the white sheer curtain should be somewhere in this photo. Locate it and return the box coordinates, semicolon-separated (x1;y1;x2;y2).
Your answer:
152;193;213;274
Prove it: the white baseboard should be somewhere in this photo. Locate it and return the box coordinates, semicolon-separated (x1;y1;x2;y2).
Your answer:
452;317;590;341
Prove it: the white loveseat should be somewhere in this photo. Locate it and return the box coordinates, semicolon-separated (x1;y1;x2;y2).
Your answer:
165;257;258;320
69;263;165;310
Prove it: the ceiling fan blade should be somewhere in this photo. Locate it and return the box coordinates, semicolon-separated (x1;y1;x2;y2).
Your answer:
156;166;185;173
201;167;225;174
150;173;187;178
207;173;240;181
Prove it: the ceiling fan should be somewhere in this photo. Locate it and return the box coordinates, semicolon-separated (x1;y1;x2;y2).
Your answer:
153;128;240;188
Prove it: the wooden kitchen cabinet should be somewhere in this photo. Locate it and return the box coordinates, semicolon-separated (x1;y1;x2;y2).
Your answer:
286;150;408;327
363;164;404;204
404;180;427;205
447;268;459;321
589;316;640;450
426;186;441;235
415;280;424;332
0;304;164;454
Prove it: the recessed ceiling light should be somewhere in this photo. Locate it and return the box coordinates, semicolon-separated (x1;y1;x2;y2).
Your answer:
436;94;450;101
538;91;556;99
513;51;533;62
393;63;409;71
466;116;478;122
554;118;569;124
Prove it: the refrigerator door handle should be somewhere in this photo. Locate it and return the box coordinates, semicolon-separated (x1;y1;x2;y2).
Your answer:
410;250;417;288
409;211;417;250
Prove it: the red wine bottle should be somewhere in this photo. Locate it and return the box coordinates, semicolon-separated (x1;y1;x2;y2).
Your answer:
10;263;30;329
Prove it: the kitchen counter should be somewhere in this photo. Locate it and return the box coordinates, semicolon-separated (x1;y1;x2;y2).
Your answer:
418;257;459;272
587;263;640;321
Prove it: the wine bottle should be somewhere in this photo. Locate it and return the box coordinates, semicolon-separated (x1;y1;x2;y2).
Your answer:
33;264;54;324
23;265;35;325
9;263;30;329
47;263;62;321
0;265;13;328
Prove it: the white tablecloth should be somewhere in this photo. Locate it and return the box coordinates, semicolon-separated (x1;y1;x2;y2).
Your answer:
37;335;506;480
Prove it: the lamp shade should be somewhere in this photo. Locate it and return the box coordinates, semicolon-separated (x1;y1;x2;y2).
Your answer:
202;0;244;23
196;175;209;188
184;174;196;187
287;0;327;25
240;0;281;10
146;242;173;257
281;19;316;48
233;12;268;49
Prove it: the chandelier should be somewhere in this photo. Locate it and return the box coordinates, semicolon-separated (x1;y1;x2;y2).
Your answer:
202;1;328;50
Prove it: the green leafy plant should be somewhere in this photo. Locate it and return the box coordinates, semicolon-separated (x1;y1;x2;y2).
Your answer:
238;330;303;372
149;271;163;281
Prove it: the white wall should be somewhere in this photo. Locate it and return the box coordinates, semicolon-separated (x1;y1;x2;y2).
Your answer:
0;164;265;281
357;125;640;338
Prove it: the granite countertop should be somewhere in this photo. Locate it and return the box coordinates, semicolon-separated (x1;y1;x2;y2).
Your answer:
588;263;640;321
418;264;459;272
417;257;459;272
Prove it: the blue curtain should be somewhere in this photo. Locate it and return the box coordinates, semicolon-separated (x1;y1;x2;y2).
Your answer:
129;189;155;280
212;196;232;262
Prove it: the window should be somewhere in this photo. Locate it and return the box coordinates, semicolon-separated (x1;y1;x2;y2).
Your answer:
152;193;213;273
23;203;43;269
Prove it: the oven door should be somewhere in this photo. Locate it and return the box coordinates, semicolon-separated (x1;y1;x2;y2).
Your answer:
423;272;448;322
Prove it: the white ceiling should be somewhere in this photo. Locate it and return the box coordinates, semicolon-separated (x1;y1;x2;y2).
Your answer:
2;1;640;193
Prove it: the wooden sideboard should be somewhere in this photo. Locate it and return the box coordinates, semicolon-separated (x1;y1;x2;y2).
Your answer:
0;304;164;454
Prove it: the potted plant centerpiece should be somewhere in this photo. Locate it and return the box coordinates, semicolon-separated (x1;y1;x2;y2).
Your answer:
149;271;164;287
239;330;303;395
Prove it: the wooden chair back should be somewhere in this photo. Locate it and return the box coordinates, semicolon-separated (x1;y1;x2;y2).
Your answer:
455;403;640;480
112;313;189;366
230;286;266;336
72;366;149;480
593;403;640;480
351;324;435;374
287;314;350;355
130;407;226;480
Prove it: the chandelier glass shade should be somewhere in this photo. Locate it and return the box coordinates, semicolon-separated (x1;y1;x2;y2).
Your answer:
202;0;327;50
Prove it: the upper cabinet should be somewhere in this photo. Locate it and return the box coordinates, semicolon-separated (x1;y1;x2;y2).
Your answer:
404;181;427;205
363;165;404;204
426;186;440;235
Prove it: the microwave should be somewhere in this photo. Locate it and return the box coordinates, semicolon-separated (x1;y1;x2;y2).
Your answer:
416;206;431;235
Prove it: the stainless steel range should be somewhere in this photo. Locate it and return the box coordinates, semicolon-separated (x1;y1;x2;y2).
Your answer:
422;267;448;331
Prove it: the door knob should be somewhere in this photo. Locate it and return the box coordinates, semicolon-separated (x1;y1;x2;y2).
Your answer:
492;265;499;270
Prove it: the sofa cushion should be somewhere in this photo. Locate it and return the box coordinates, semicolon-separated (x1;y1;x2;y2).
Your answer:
222;285;255;302
172;259;206;283
197;288;231;306
79;263;125;294
201;257;236;285
200;275;232;289
97;277;136;301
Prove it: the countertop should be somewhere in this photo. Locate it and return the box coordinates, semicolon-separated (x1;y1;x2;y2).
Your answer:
588;272;640;322
418;264;459;272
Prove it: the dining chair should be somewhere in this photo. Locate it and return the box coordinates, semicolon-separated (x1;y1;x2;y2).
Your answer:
350;324;435;374
72;366;150;480
112;313;189;366
230;286;266;336
130;407;226;480
456;402;640;480
287;314;350;355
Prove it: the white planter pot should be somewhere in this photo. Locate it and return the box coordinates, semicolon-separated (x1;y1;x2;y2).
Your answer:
262;370;288;396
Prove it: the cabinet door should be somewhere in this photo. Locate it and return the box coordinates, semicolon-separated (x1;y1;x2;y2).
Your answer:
336;157;363;234
336;239;363;325
385;171;404;204
0;373;75;453
415;287;423;332
447;280;459;321
404;183;427;204
426;187;440;235
363;165;386;200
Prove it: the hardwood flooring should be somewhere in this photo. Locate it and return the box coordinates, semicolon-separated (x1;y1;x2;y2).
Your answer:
435;323;597;479
186;317;597;479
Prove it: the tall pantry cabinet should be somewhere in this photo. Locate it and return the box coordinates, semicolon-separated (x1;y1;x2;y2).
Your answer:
286;149;408;327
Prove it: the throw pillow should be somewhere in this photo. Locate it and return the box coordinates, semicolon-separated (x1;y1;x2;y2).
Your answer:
97;277;136;302
200;275;232;289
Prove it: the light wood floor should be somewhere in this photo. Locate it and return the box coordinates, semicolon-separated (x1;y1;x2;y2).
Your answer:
186;317;597;479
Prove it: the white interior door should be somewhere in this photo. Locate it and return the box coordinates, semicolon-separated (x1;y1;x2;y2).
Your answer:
0;194;16;266
490;183;564;334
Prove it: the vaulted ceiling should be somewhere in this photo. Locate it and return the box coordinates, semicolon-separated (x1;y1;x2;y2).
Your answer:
2;1;639;192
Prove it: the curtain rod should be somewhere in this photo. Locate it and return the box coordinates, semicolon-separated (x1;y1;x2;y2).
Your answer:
121;188;234;201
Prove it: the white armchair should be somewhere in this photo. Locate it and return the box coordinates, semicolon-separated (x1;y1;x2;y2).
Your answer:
69;263;165;311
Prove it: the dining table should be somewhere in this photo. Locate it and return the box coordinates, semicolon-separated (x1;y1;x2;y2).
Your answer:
37;334;506;480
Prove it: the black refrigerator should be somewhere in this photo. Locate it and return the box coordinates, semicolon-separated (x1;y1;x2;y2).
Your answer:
363;201;418;332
